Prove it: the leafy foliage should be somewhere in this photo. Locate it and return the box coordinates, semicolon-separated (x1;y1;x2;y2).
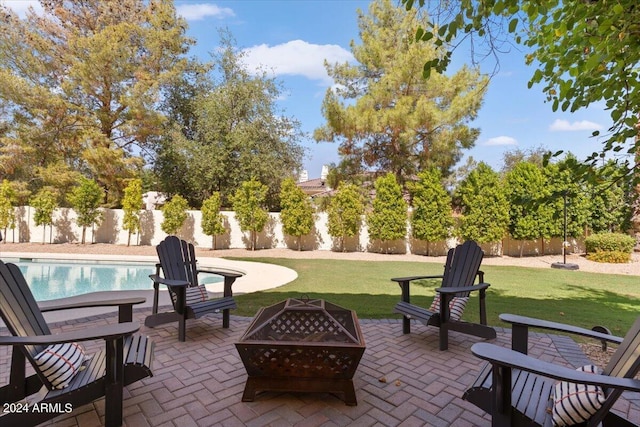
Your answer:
543;158;591;239
30;188;58;244
327;182;365;251
68;177;104;244
155;31;304;209
279;178;315;250
585;232;635;254
408;168;453;254
315;0;487;186
585;161;633;234
160;195;189;236
201;192;226;250
585;250;631;264
121;179;143;246
455;162;509;244
367;173;408;253
231;179;269;251
0;179;16;237
505;162;552;255
403;0;640;163
0;0;191;205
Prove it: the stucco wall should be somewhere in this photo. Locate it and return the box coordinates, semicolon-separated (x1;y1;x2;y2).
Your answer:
4;206;583;256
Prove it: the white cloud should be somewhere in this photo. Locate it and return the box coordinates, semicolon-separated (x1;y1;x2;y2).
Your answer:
241;40;354;84
549;119;602;132
484;136;518;146
175;3;234;21
1;0;43;17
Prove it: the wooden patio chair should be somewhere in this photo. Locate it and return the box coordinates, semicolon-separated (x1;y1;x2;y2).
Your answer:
0;260;153;427
464;313;640;426
391;240;496;350
144;235;245;341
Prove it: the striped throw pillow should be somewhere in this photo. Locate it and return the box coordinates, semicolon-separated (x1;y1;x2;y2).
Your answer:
171;285;208;307
429;294;469;321
34;342;87;389
552;364;606;426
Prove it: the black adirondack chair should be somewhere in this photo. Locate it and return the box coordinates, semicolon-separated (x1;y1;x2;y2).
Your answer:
391;240;496;350
464;313;640;426
144;235;244;341
0;260;153;427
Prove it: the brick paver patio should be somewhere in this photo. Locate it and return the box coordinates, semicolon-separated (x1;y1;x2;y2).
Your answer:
2;308;639;426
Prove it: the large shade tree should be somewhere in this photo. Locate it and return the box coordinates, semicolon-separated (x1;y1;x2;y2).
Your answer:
0;0;192;205
314;0;487;187
155;31;305;210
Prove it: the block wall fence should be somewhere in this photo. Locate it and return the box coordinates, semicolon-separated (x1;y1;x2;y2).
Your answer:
3;206;584;257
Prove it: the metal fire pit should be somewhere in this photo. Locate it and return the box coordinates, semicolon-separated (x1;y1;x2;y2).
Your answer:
235;298;366;405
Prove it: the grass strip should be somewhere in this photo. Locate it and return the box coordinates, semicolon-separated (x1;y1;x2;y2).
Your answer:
230;257;640;335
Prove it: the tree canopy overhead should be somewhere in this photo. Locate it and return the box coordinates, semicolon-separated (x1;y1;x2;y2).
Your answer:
314;0;487;186
0;0;192;204
402;0;640;164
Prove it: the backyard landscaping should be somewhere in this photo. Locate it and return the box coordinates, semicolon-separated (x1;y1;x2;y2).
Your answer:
231;257;640;336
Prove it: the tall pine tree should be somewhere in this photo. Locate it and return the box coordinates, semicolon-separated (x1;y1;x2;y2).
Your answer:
0;0;192;204
315;0;487;186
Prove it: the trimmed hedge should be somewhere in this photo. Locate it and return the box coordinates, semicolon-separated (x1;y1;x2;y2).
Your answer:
585;233;635;263
586;250;631;263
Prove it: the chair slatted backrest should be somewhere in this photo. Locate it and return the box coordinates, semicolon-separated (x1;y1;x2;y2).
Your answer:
592;316;640;423
441;240;484;298
156;236;200;286
156;235;202;304
0;260;55;388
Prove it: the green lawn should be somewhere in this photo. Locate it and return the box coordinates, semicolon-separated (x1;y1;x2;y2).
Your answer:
230;257;640;336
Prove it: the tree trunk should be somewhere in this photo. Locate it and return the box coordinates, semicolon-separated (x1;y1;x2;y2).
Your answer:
82;227;86;244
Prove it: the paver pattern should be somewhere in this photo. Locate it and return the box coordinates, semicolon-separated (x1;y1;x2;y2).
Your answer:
1;309;638;426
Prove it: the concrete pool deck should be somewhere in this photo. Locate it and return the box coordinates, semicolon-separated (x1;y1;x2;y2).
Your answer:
1;252;297;323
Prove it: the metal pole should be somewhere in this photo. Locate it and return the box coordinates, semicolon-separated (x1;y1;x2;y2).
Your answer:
563;192;567;265
552;191;579;270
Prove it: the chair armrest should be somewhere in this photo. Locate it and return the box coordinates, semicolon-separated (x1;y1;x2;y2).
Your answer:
40;297;145;323
436;283;490;294
197;267;245;278
471;342;640;392
39;297;146;312
500;313;623;345
391;275;443;283
149;274;190;287
0;322;140;346
392;275;443;304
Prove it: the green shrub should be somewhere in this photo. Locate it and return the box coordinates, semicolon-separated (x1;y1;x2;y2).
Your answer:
586;250;631;264
585;233;635;254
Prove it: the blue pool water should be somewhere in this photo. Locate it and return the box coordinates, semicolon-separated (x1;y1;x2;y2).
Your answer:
6;259;222;301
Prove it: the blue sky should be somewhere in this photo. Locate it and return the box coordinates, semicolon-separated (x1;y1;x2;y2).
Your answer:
7;0;614;178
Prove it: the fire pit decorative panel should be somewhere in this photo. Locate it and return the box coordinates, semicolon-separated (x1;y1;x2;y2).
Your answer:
235;298;366;405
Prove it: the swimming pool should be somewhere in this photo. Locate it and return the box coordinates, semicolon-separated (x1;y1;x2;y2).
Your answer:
5;258;222;301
